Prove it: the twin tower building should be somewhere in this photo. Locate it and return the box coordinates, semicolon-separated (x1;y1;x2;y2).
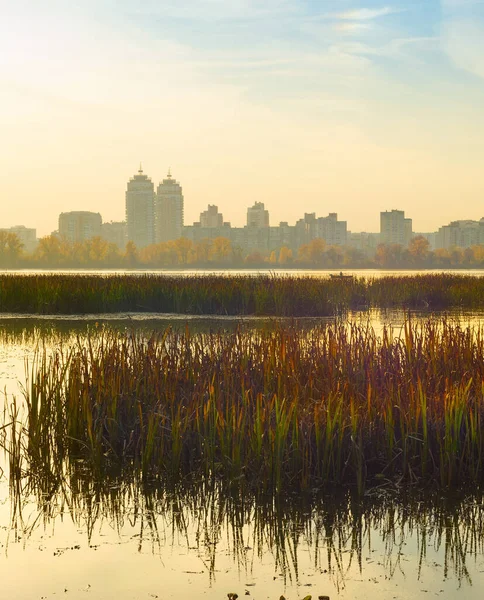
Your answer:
125;166;184;248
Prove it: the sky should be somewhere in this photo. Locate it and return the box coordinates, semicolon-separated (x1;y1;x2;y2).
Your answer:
1;0;484;236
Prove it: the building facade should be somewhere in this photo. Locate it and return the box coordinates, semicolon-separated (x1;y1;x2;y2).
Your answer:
101;221;127;249
436;219;484;249
380;210;413;246
58;211;102;243
155;170;184;243
125;166;155;248
247;202;269;228
315;213;347;246
199;205;225;228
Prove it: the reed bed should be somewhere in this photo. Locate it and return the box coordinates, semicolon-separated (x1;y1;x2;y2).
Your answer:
5;319;484;493
0;273;483;315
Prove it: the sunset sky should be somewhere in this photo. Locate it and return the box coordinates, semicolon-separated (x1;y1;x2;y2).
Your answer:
2;0;484;236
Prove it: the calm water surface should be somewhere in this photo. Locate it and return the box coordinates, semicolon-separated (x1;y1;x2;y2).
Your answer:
3;268;484;278
1;311;484;599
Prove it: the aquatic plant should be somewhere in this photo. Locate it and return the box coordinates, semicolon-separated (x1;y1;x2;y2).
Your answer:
5;319;484;493
0;273;483;315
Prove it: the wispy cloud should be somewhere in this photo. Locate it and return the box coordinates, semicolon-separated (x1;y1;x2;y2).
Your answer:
440;0;484;79
336;7;402;21
334;22;372;33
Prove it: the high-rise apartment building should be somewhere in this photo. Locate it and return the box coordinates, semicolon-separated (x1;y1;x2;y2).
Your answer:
247;202;269;228
436;219;484;249
101;221;127;249
155;170;184;243
58;211;102;242
125;166;155;248
200;205;224;228
316;213;347;246
380;210;412;246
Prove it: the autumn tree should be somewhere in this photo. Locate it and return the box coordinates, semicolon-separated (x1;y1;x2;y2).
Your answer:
194;238;213;264
408;236;430;265
124;241;139;267
0;232;23;267
375;243;405;268
325;245;343;268
471;245;484;265
35;235;63;266
210;237;232;263
86;236;110;264
433;248;451;268
278;246;293;265
173;238;194;266
298;238;326;266
245;251;265;265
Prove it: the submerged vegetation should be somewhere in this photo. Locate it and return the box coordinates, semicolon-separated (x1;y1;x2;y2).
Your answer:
4;319;484;493
0;273;484;315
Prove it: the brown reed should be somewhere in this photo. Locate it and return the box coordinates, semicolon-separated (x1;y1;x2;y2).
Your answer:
5;318;483;494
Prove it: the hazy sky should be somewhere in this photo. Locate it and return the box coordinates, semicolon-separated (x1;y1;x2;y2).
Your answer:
2;0;484;236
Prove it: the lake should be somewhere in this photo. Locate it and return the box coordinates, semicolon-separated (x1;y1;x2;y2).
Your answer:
1;307;484;599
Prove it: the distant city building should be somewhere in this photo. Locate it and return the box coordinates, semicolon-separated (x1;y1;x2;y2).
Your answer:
347;232;381;254
183;222;233;244
294;213;347;247
199;205;225;228
58;211;102;243
315;213;347;246
436;219;484;249
125;165;155;248
295;213;318;246
183;210;347;255
101;221;127;249
380;210;412;246
247;202;269;228
0;225;37;253
155;170;184;243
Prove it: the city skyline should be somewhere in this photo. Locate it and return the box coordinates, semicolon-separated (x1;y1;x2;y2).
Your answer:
2;1;484;236
2;164;484;237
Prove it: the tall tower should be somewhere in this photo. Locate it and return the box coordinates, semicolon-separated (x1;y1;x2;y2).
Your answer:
155;170;184;243
125;165;155;248
247;202;269;228
380;209;412;246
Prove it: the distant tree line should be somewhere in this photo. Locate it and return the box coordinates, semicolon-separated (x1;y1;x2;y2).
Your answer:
1;232;484;269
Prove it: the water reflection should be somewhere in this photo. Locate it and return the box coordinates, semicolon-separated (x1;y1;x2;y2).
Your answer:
4;268;484;278
0;306;483;334
3;465;484;597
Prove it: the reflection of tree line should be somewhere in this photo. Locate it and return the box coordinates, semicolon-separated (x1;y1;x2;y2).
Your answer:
4;464;483;590
2;231;484;268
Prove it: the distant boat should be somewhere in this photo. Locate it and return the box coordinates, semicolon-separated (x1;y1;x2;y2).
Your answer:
330;272;354;280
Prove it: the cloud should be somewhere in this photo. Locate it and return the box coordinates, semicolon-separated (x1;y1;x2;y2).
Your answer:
440;0;484;79
334;22;372;33
336;7;402;21
441;19;484;78
115;0;300;21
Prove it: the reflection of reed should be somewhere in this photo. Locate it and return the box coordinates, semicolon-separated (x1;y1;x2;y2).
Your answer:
4;459;484;590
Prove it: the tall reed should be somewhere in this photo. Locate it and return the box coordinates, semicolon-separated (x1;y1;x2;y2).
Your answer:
6;319;484;493
0;273;483;315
